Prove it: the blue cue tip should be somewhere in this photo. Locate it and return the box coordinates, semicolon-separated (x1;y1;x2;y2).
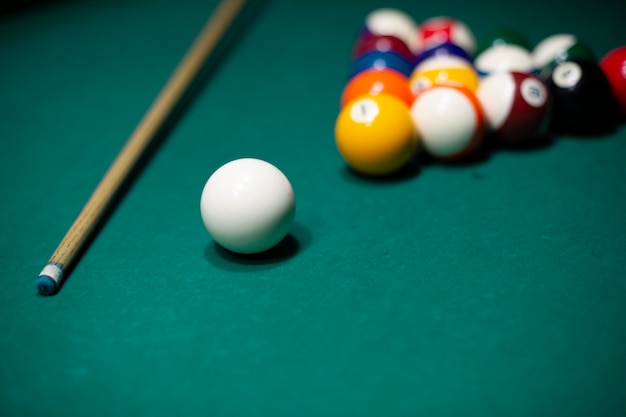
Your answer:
36;276;57;295
36;264;63;295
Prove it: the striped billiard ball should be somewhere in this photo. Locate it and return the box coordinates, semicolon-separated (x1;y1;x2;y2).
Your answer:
532;33;595;75
475;29;533;57
361;8;419;54
410;85;484;160
474;44;535;76
409;55;479;94
417;16;476;55
477;71;551;145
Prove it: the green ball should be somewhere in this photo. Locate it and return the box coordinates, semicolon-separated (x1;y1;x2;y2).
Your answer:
532;34;595;74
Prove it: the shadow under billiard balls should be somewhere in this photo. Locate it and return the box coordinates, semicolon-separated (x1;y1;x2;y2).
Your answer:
544;59;618;135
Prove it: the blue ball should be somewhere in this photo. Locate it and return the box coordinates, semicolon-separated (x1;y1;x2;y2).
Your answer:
348;51;414;79
416;42;473;66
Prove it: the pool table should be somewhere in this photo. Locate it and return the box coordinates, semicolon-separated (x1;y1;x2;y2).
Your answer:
1;0;625;416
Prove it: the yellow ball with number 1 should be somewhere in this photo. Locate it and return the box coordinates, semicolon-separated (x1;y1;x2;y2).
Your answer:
334;93;417;176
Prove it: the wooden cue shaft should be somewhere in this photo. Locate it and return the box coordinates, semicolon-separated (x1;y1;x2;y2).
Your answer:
36;0;247;295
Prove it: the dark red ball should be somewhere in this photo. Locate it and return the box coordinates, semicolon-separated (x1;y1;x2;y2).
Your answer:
477;72;552;145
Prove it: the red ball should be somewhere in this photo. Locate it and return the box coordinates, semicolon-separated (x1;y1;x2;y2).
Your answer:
417;16;476;55
600;46;626;118
477;72;552;145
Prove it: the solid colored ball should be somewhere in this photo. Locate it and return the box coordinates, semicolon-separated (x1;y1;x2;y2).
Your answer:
341;68;414;108
409;55;478;94
532;34;595;74
475;29;533;57
474;44;535;76
349;50;414;79
352;34;415;65
362;8;420;53
418;16;476;55
200;158;296;254
335;93;417;176
415;42;473;66
410;85;484;160
544;59;617;133
477;71;551;145
599;46;626;117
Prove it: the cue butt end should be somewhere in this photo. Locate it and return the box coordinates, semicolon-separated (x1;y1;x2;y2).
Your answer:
36;264;64;295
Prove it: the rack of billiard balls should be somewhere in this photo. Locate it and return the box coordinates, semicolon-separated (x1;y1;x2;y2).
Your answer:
335;8;626;177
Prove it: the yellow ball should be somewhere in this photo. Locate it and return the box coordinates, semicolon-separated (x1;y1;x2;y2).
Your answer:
409;56;479;94
335;93;417;176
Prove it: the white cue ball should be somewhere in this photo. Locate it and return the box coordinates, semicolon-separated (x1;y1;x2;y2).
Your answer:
200;158;296;254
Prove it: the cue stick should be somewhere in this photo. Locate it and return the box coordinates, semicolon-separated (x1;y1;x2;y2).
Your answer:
36;0;247;295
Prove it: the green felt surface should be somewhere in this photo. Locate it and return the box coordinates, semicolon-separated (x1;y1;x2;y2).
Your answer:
1;0;626;416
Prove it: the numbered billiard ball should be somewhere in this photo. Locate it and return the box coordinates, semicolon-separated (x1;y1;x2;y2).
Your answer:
410;85;485;160
335;93;417;176
361;8;420;54
341;68;414;108
200;158;296;254
352;34;415;65
409;55;479;94
477;71;551;145
544;59;617;133
474;44;534;76
349;50;414;79
599;46;626;118
475;29;533;57
415;42;474;66
418;16;476;55
532;33;595;75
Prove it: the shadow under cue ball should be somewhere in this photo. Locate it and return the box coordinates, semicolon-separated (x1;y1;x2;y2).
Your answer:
200;158;296;255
